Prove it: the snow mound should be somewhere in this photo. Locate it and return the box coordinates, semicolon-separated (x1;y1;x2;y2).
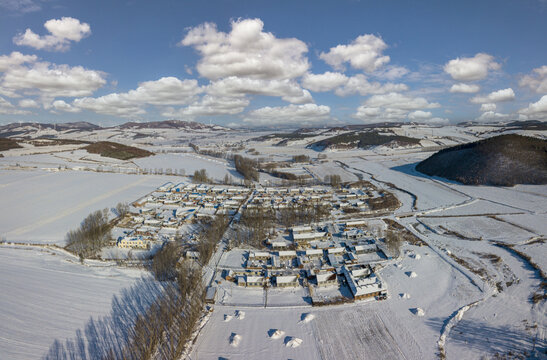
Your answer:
269;329;285;339
400;293;411;299
230;333;242;347
285;337;303;348
224;314;233;322
236;310;245;320
406;271;418;278
395;263;403;268
300;313;315;323
414;254;421;260
411;307;425;316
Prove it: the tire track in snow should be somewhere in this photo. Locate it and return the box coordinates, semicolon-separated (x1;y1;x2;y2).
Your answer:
7;176;150;237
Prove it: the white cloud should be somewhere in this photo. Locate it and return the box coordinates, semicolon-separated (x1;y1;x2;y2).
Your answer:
320;34;390;72
372;65;409;80
0;96;31;115
301;72;349;92
444;53;501;81
162;95;250;118
479;103;496;112
207;77;312;104
0;0;42;13
450;83;480;93
424;117;450;125
519;65;547;94
362;92;440;110
51;99;81;113
181;18;309;80
353;92;440;123
334;74;408;96
74;94;145;118
0;51;37;72
71;77;202;117
243;103;331;127
18;98;39;108
471;88;515;104
518;95;547;120
476;111;510;122
408;110;432;120
13;17;91;52
2;61;106;99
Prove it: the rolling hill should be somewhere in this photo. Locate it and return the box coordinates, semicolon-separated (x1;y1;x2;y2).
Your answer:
415;134;547;186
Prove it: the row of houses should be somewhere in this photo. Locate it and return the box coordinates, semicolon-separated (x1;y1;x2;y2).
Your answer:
116;182;250;249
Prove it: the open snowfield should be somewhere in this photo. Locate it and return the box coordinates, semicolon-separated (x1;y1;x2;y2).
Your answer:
0;246;147;360
133;153;242;181
0;170;176;244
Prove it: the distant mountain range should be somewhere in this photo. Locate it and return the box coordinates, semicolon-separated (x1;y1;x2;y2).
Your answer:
416;134;547;186
0;120;230;138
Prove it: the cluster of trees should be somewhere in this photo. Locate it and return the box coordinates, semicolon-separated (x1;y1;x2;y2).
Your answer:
115;202;130;218
383;229;402;257
197;214;229;264
234;155;259;181
151;242;181;281
367;191;400;211
192;169;210;183
324;174;342;187
65;209;111;259
292;154;310;163
278;203;331;228
237;207;275;247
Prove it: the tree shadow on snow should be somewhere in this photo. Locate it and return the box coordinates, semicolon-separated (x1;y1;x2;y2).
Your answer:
42;276;166;360
425;317;545;357
390;162;463;185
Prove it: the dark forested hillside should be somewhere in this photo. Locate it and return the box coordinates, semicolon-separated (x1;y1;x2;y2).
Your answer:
416;134;547;186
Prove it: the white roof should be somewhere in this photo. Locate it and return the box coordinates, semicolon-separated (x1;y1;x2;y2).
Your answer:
293;232;326;240
305;249;324;256
327;247;345;254
277;250;297;257
276;275;298;283
292;225;312;233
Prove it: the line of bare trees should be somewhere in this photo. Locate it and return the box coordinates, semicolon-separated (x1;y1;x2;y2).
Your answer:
234;155;259;181
197;213;229;264
236;207;275;248
44;266;205;360
65;208;111;260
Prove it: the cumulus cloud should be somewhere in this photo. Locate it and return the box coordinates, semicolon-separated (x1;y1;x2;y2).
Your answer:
242;103;331;127
0;96;32;115
301;72;349;92
72;77;202;117
518;95;547;120
207;77;312;104
51;99;81;113
362;92;440;110
0;0;43;13
0;51;37;72
180;18;309;80
334;74;408;96
2;61;106;99
353;92;439;123
18;98;39;108
444;53;501;81
13;17;91;52
476;111;510;122
470;88;515;104
450;83;480;93
479;103;496;112
74;94;145;117
320;34;390;72
372;65;409;80
162;95;250;118
519;65;547;94
408;110;432;120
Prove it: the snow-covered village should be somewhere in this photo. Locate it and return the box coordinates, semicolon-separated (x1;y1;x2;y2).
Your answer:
1;2;546;360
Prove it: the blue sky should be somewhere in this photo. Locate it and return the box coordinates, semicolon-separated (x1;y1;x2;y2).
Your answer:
0;0;546;127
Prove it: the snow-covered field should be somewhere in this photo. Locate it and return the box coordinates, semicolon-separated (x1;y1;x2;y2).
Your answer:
0;170;176;244
0;124;545;360
0;246;147;360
